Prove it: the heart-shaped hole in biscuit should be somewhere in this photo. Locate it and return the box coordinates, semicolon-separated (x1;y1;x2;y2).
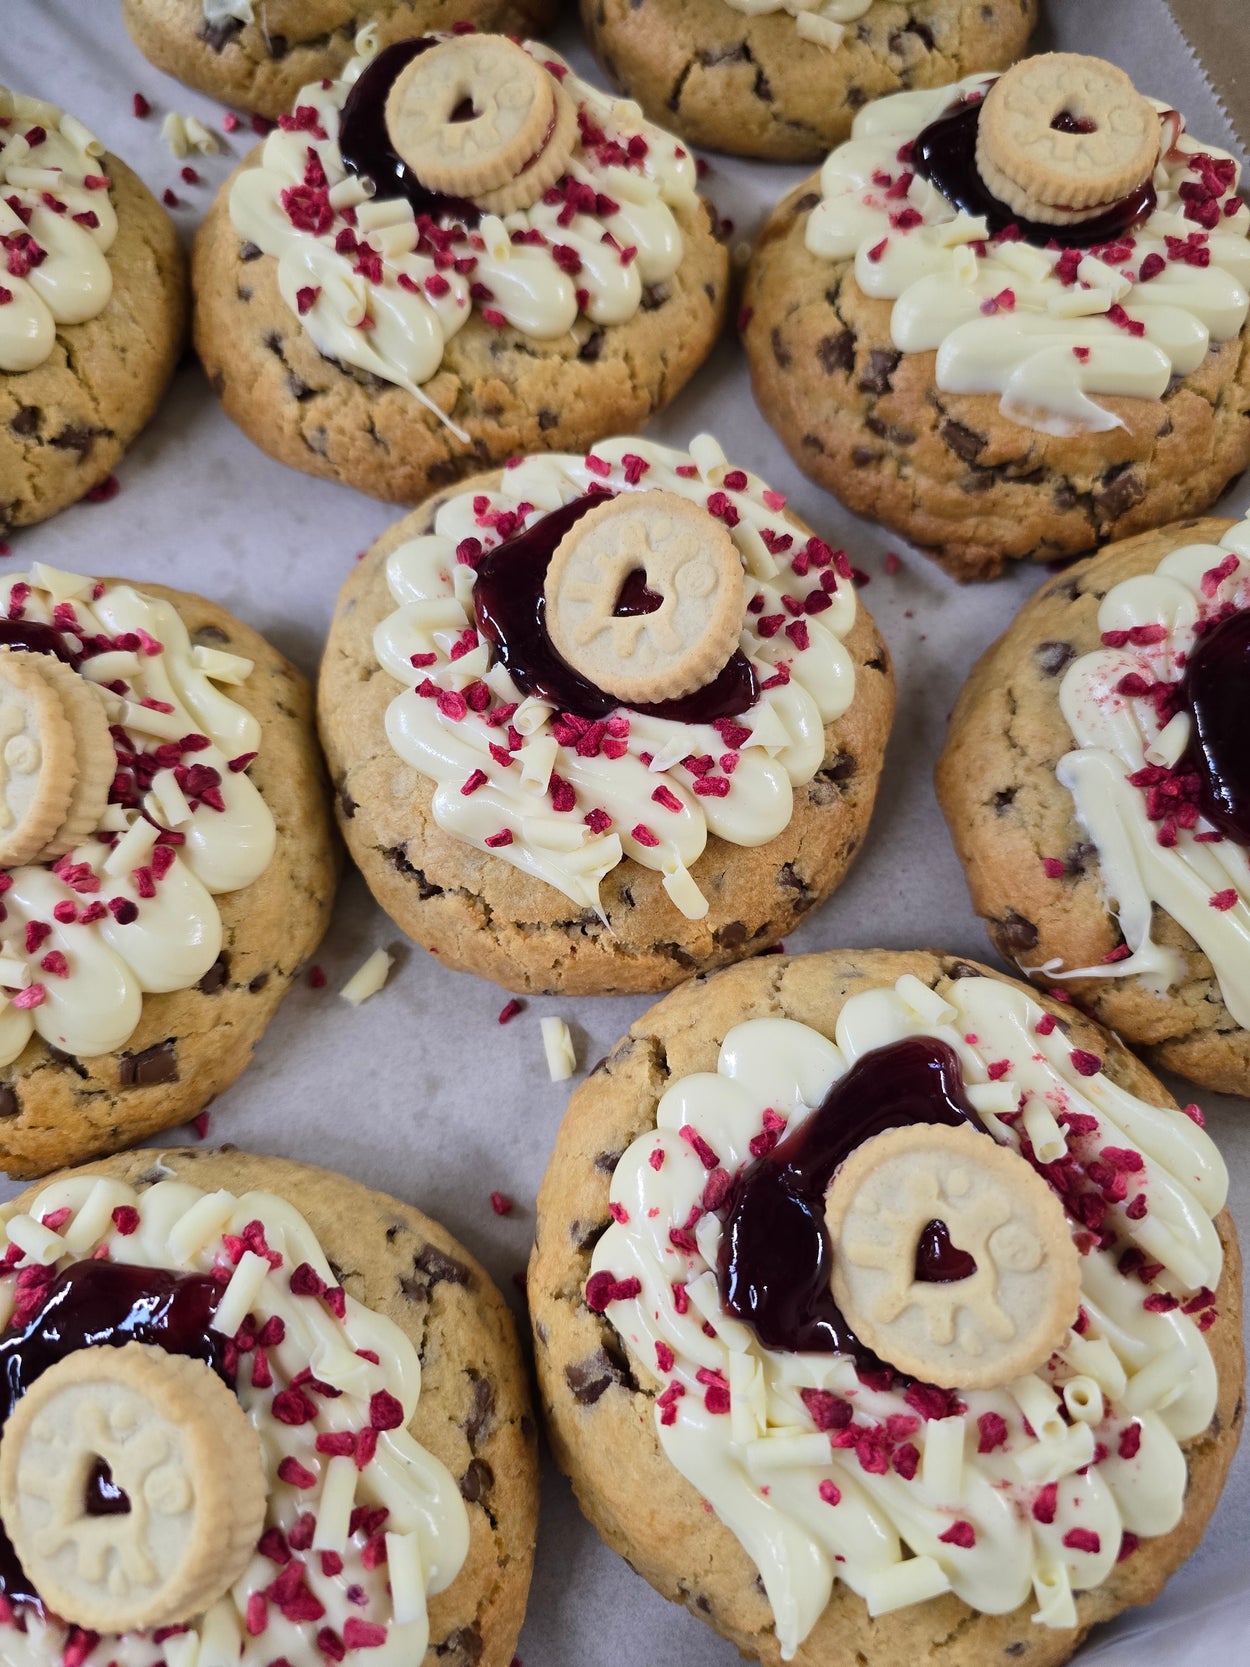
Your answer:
1050;111;1099;135
84;1456;131;1518
613;568;664;618
913;1218;979;1284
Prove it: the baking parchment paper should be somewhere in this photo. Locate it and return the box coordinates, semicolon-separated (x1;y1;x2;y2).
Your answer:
1;3;1247;1661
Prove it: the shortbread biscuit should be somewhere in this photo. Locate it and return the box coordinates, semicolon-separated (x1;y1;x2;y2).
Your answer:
0;652;78;869
385;35;575;212
0;1342;267;1633
25;654;116;861
544;492;746;704
826;1121;1080;1388
976;54;1160;224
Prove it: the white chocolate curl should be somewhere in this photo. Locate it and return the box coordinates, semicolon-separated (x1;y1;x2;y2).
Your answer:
1;1174;470;1667
1043;522;1250;1023
373;437;861;922
0;91;118;372
805;77;1250;436
228;41;698;408
592;974;1226;1657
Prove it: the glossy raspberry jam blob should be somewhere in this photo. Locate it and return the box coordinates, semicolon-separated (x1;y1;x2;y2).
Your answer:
718;1036;984;1366
913;96;1157;248
913;1218;978;1283
472;493;759;722
338;38;481;225
0;620;77;663
0;1260;225;1610
1182;608;1250;846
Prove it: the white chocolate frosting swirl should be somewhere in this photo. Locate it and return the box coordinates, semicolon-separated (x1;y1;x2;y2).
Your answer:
373;434;861;922
1044;521;1250;1023
805;77;1250;436
228;35;698;419
0;566;276;1065
591;971;1227;1657
721;0;874;51
0;89;118;374
0;1171;469;1667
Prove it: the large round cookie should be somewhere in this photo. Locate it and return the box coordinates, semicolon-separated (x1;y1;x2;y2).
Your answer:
0;580;337;1178
938;516;1250;1096
318;457;895;996
580;0;1035;162
0;154;185;534
122;0;559;117
530;948;1244;1666
4;1146;539;1667
193;37;729;507
742;121;1250;580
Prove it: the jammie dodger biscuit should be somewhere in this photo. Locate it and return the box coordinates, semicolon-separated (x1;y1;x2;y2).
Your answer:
578;0;1036;163
938;515;1250;1097
531;948;1243;1667
742;54;1250;580
0;86;185;533
122;0;559;119
318;434;895;996
0;1146;538;1667
194;31;728;506
0;563;337;1178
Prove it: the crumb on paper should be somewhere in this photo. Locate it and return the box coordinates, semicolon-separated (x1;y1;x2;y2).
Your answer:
340;948;393;1007
161;112;188;157
184;115;220;155
540;1015;576;1082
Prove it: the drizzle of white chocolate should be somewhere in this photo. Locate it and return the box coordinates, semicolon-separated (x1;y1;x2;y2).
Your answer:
805;76;1250;436
592;972;1226;1656
228;35;698;418
0;90;118;374
0;1173;469;1667
373;435;861;922
1038;522;1250;1022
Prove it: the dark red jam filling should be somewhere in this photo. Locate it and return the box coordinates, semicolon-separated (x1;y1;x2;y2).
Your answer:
339;39;481;225
718;1037;984;1367
0;621;77;664
1181;607;1250;846
913;1218;978;1283
84;1458;131;1517
913;96;1158;249
472;494;760;723
0;1260;225;1613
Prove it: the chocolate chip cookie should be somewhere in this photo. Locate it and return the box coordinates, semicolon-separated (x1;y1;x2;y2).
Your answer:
531;947;1244;1667
122;0;559;118
938;516;1250;1096
579;0;1035;162
0;579;337;1178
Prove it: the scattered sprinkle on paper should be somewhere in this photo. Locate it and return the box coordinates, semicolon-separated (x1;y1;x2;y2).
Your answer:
340;948;393;1007
540;1015;576;1082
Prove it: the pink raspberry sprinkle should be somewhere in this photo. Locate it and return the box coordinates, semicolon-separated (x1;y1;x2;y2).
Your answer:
679;1124;719;1170
461;769;488;797
1063;1529;1101;1554
341;1621;387;1651
296;285;320;315
977;1411;1008;1453
939;1520;976;1548
1035;1012;1058;1035
369;1389;404;1430
277;1456;317;1489
818;1478;842;1506
1070;1048;1102;1077
484;829;513;847
271;1388;318;1426
631;823;659;848
655;1340;675;1373
1042;856;1066;878
111;1205;140;1236
585;1271;642;1312
490;1191;514;1216
11;984;45;1010
1210;888;1238;911
497;998;522;1024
